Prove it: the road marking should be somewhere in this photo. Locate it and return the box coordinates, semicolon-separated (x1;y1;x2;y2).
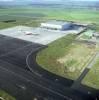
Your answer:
0;43;34;58
0;97;5;100
0;64;71;100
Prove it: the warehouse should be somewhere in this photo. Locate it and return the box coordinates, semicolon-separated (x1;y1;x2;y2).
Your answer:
41;20;72;31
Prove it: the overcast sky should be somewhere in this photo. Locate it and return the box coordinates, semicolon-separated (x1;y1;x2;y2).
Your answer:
0;0;98;2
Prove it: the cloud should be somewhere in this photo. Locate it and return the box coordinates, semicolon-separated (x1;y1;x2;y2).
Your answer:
0;0;14;1
0;0;98;2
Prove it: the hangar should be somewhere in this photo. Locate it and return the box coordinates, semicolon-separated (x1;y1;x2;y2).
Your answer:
41;20;72;31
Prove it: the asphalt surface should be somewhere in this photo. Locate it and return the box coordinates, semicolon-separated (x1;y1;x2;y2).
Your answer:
0;34;97;100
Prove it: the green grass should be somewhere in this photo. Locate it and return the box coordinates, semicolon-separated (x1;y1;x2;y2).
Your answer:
37;34;97;80
0;15;43;29
58;43;96;79
82;58;99;89
79;30;94;40
0;7;99;30
0;90;15;100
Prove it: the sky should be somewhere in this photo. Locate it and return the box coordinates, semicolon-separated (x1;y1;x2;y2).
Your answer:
0;0;98;2
0;0;98;4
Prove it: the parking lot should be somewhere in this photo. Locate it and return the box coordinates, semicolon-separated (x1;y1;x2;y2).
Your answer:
0;26;84;45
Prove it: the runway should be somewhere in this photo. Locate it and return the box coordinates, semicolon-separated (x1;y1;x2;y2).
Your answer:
0;34;96;100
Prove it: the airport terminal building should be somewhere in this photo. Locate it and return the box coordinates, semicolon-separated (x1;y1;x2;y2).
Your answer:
41;20;72;31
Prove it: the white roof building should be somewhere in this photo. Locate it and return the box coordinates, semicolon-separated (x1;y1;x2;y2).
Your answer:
41;20;72;31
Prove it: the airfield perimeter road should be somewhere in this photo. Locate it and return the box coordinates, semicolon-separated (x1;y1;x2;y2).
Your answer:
0;34;96;100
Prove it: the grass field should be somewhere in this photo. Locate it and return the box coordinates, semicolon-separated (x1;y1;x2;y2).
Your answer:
0;90;15;100
37;34;97;80
57;43;96;79
0;7;99;22
82;58;99;89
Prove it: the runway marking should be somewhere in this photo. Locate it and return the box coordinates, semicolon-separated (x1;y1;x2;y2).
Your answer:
26;48;43;77
26;47;72;100
0;97;5;100
0;64;71;100
0;43;34;58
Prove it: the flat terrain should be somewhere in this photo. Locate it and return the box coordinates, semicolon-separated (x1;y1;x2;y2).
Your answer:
82;58;99;89
0;6;99;94
0;90;15;100
57;43;96;79
79;30;94;40
0;7;99;31
0;34;89;100
37;35;97;80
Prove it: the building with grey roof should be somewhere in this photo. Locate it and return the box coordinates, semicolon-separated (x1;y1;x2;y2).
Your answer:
41;20;72;31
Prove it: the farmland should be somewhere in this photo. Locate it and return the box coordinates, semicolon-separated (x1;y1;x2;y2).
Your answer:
37;34;97;80
0;6;99;30
0;5;99;90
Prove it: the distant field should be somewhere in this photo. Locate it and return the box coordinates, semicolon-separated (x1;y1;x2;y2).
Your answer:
0;14;43;29
0;7;99;22
82;58;99;89
37;34;97;80
0;7;99;30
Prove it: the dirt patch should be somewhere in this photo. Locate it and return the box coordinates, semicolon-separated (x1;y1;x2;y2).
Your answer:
57;43;96;73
